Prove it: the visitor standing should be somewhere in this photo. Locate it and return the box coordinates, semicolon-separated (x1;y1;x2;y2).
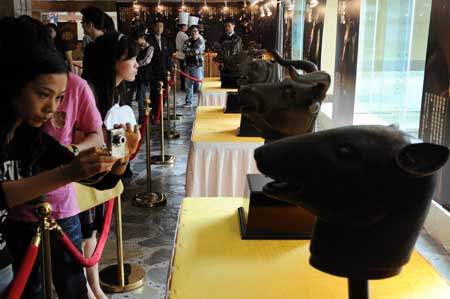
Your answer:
183;25;205;107
175;24;189;91
147;20;173;123
133;30;154;124
46;23;74;72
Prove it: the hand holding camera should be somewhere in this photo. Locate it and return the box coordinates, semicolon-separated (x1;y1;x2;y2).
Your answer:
107;123;140;175
61;147;119;181
61;123;139;180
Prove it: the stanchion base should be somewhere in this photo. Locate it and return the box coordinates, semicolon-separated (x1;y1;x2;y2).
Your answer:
164;114;183;120
133;192;167;208
150;155;176;165
99;263;145;293
164;130;181;139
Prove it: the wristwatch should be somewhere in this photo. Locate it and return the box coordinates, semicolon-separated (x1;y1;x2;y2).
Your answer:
68;144;80;157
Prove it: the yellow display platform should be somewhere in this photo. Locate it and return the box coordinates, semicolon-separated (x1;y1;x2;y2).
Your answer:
167;197;450;299
192;106;264;143
201;77;237;93
74;180;123;212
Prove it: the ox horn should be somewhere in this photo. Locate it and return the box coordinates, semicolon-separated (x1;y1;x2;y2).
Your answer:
289;66;331;99
270;50;319;73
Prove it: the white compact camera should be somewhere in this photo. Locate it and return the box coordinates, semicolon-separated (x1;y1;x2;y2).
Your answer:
106;128;127;158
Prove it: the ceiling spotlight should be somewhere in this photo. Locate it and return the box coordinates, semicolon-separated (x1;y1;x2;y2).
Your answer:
133;0;140;11
310;0;319;8
250;0;259;7
265;5;272;16
260;6;266;17
284;0;295;11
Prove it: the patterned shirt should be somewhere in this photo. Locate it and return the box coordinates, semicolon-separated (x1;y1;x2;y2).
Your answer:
183;37;205;67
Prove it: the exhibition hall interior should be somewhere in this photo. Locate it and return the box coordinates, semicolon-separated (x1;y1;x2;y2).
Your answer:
0;0;449;298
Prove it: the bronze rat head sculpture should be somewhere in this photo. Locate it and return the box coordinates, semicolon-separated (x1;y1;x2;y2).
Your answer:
239;66;331;140
254;125;449;279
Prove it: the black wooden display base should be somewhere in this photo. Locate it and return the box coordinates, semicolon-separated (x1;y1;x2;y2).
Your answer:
348;279;369;299
238;174;315;240
236;115;262;137
220;74;239;88
224;92;241;113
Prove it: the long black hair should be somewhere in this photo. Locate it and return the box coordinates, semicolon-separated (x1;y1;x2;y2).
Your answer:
0;16;68;159
45;22;68;53
88;32;138;118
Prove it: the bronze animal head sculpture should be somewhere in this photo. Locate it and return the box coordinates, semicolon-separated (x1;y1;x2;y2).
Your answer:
238;67;331;140
237;50;320;87
270;50;319;74
254;125;449;279
237;59;278;86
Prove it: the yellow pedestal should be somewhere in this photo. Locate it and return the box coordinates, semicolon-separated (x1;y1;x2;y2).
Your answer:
167;197;450;299
192;106;264;143
74;181;124;212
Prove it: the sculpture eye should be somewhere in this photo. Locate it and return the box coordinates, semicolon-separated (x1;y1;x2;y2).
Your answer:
398;152;415;168
337;146;356;160
282;87;295;98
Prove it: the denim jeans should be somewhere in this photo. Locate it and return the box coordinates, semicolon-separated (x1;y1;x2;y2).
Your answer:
136;80;148;124
6;215;87;299
184;65;203;104
0;264;13;297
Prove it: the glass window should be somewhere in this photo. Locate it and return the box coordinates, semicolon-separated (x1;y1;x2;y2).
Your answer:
354;0;432;137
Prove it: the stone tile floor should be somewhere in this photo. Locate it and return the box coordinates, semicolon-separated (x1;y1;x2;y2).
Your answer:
100;92;450;299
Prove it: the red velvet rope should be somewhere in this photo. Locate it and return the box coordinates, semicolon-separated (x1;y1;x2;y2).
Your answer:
57;199;114;267
6;241;39;299
129;114;148;161
152;91;164;124
176;69;203;82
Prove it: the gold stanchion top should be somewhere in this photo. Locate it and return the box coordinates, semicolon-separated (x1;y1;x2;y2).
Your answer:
145;98;152;116
158;81;164;95
34;202;52;220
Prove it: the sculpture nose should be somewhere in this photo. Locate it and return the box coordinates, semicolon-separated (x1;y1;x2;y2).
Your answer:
238;86;258;110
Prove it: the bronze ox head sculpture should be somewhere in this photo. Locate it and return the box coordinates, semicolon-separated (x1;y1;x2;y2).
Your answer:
239;66;331;140
237;50;319;86
254;125;449;279
237;59;278;86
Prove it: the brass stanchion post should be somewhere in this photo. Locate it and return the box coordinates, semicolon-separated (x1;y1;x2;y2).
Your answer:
133;98;167;207
151;81;175;165
34;202;54;299
99;195;145;292
165;71;180;139
173;65;183;120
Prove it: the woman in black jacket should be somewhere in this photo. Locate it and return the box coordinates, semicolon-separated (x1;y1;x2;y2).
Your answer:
0;16;139;297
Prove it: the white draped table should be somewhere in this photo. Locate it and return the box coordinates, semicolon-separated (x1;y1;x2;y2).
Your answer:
198;77;237;107
185;107;264;197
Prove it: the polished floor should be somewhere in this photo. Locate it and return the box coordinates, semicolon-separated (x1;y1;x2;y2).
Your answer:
99;91;450;299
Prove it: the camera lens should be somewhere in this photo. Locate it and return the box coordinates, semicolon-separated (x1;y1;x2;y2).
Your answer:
112;135;126;145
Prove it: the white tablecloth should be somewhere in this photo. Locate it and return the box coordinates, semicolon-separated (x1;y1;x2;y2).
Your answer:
185;107;264;197
198;77;237;107
186;141;263;197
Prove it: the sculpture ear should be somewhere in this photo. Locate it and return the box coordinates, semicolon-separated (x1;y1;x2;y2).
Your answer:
388;123;399;130
396;143;449;177
312;82;329;99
